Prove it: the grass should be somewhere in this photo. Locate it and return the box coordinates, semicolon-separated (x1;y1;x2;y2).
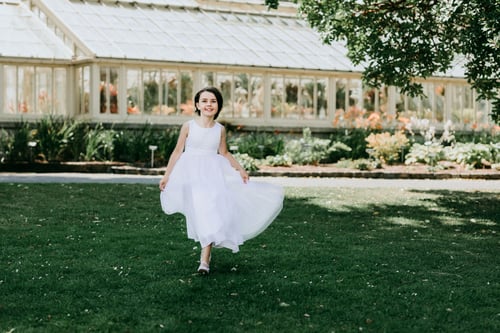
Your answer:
0;182;499;332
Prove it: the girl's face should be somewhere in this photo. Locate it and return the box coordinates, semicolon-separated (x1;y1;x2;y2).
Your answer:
197;91;218;117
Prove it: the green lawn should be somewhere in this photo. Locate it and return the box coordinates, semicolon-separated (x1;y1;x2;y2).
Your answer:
0;183;499;332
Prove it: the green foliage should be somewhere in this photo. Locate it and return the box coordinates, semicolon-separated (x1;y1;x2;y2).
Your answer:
366;131;409;164
158;127;180;164
269;0;500;123
82;124;115;161
0;122;34;162
33;116;79;162
444;143;497;170
264;154;293;167
233;153;259;171
0;129;13;162
329;129;370;160
284;128;333;165
112;124;169;164
227;132;285;159
405;142;446;170
336;158;380;171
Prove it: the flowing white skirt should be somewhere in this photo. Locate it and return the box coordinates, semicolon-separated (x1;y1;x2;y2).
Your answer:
160;151;284;253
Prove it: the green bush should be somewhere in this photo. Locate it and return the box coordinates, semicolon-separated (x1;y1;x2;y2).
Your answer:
264;154;293;167
336;158;381;171
113;124;179;165
233;153;259;171
405;142;446;168
366;131;409;164
444;143;496;169
0;129;13;162
81;123;115;161
33;116;79;162
227;132;285;159
1;122;34;162
284;128;333;165
329;128;370;160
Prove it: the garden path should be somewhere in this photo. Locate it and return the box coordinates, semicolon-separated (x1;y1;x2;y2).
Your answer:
0;172;499;191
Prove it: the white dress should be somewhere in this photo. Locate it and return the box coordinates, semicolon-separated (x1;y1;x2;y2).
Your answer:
160;119;284;253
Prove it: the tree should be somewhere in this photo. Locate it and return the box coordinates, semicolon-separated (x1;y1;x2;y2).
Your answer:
265;0;500;123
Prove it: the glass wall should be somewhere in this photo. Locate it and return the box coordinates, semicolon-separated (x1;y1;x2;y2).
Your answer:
77;66;90;115
0;63;494;130
1;65;68;115
3;65;17;113
100;67;120;114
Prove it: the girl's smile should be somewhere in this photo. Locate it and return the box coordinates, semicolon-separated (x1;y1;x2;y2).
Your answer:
197;92;218;116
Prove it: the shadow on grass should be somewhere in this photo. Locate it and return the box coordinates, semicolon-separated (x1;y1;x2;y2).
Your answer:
0;184;499;332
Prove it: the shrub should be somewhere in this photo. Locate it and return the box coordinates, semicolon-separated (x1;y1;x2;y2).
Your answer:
227;132;285;159
33;116;79;162
405;142;446;168
336;158;381;171
113;123;162;164
233;153;259;171
264;154;293;167
444;143;496;169
329;128;370;160
0;129;13;163
366;131;409;164
157;127;180;165
285;128;333;165
1;122;34;162
81;123;115;161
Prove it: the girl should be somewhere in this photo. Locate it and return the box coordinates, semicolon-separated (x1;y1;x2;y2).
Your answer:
159;87;284;274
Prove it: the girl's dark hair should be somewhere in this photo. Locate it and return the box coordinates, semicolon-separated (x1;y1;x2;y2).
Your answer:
194;87;223;120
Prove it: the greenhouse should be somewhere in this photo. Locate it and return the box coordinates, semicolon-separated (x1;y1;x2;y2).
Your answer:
0;0;495;130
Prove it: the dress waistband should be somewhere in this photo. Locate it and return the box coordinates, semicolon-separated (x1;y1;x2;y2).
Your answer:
184;147;217;155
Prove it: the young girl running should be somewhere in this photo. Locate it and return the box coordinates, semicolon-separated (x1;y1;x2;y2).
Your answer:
159;87;284;274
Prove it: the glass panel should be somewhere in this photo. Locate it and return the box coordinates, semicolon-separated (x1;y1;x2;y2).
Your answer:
234;73;249;118
216;73;233;117
3;66;16;114
36;67;52;114
344;79;364;128
202;72;214;87
421;83;436;121
159;70;177;115
54;68;67;115
143;69;160;115
332;78;347;128
433;83;445;122
300;78;314;119
126;68;141;115
82;66;90;114
316;78;328;120
100;67;120;114
249;75;264;118
180;72;193;116
18;66;35;114
271;76;284;118
283;77;301;119
476;99;490;125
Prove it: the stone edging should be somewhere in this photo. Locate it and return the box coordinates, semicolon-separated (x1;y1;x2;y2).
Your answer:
1;162;498;180
110;165;500;180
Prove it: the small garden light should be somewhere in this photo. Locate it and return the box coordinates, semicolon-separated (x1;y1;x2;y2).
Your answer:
148;145;157;168
28;141;37;163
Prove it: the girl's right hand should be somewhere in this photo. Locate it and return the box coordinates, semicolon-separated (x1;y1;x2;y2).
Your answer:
159;175;169;191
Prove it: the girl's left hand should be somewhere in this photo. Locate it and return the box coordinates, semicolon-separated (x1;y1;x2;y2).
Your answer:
239;169;249;184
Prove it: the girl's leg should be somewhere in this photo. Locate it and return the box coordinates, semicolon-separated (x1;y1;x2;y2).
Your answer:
198;243;212;274
201;243;212;264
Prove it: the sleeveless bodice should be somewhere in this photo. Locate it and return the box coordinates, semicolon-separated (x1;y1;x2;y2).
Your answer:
184;120;222;154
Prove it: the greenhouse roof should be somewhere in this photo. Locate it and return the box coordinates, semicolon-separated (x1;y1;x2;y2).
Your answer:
36;0;361;72
0;1;73;60
0;0;466;78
